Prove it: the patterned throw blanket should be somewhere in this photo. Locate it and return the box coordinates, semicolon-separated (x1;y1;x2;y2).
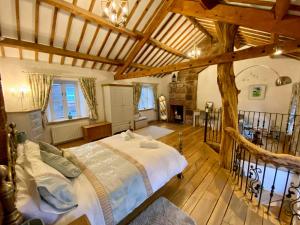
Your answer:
69;141;153;225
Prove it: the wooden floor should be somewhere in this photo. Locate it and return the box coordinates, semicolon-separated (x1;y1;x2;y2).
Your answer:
60;122;288;225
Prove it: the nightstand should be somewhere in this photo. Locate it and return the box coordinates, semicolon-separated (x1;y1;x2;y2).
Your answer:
82;122;112;142
68;215;91;225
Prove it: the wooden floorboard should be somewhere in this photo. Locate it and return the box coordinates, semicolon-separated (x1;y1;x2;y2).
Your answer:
62;122;287;225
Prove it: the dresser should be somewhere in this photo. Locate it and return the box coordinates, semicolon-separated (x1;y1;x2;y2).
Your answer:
6;109;45;141
82;122;112;142
102;84;134;134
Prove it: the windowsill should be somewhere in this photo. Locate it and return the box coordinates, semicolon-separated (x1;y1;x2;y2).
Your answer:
48;117;89;125
139;108;155;112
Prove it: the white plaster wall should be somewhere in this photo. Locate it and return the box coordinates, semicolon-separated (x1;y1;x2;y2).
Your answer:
0;58;166;142
197;56;300;114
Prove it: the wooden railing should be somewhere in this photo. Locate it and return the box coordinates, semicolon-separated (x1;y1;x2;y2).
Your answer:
225;127;300;225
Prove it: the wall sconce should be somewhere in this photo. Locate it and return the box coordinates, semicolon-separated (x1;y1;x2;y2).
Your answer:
10;85;30;111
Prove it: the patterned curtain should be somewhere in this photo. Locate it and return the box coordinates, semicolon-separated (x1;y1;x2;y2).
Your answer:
79;77;98;121
133;83;142;115
28;73;53;127
287;82;300;156
151;83;158;111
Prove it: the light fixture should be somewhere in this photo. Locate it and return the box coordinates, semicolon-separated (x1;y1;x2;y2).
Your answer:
10;85;30;110
273;46;283;56
187;44;201;59
101;0;129;27
235;65;292;87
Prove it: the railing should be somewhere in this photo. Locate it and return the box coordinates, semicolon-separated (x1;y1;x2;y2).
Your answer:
226;127;300;225
204;109;300;156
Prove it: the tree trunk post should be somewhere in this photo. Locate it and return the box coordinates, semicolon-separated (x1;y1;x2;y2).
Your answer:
215;22;239;169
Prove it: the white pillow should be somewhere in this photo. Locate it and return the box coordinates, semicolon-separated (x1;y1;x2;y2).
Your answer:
15;165;59;224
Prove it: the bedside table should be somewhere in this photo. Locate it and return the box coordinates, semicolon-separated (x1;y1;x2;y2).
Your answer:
68;215;91;225
82;122;112;142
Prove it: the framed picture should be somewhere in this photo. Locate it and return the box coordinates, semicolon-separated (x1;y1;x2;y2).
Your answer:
248;84;267;100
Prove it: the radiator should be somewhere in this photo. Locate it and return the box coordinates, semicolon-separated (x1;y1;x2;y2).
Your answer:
51;120;89;144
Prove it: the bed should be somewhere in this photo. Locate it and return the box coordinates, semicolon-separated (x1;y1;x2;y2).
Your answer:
0;77;187;225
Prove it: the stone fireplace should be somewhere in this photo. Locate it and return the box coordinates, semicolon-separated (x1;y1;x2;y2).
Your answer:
168;68;202;124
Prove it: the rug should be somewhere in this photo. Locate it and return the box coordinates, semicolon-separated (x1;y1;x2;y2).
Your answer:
129;197;197;225
134;126;174;139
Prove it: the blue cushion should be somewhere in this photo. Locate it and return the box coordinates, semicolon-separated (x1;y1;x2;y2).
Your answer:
40;150;81;178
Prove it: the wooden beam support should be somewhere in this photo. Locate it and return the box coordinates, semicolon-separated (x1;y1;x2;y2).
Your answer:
197;0;219;9
0;38;151;70
115;0;176;78
275;0;290;21
39;0;139;39
115;39;300;79
0;38;120;65
148;37;187;58
171;0;300;39
186;16;213;40
34;0;40;61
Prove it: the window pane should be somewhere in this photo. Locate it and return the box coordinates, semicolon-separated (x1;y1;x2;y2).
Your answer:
65;83;78;117
51;84;64;119
138;86;155;110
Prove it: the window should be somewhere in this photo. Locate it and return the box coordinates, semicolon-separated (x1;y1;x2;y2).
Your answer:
47;80;88;122
138;85;155;110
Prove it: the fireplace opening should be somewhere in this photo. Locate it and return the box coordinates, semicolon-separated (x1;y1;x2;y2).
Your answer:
170;105;184;123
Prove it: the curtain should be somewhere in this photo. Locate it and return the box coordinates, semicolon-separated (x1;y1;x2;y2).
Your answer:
133;83;142;115
151;84;158;111
28;73;53;127
79;77;98;121
287;82;300;156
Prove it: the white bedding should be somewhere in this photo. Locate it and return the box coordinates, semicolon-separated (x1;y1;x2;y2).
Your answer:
17;133;187;225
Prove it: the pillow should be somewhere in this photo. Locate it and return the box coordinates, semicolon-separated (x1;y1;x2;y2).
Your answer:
23;140;42;161
39;141;62;156
15;164;60;224
63;150;82;168
40;151;81;178
36;176;78;214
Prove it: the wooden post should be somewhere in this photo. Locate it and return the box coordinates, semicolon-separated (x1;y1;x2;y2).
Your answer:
215;22;239;169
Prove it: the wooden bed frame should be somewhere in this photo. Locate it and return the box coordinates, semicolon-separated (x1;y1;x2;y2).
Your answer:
0;75;184;225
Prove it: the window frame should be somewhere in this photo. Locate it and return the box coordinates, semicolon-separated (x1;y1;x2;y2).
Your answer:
138;84;155;111
47;79;87;123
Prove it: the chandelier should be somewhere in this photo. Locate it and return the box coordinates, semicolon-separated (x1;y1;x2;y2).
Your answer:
102;0;129;27
187;44;201;59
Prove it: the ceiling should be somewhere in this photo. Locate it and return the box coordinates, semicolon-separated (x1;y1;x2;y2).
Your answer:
0;0;299;78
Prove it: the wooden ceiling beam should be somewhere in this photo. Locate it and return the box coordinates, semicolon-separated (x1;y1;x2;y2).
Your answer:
49;7;58;63
275;0;290;21
115;0;176;78
171;0;300;39
186;16;213;40
115;39;300;79
34;0;40;61
15;0;22;60
40;0;139;39
0;38;150;70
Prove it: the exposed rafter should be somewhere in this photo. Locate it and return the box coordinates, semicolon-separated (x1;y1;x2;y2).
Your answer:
0;38;150;70
171;0;300;39
115;40;300;79
115;0;176;78
186;16;213;40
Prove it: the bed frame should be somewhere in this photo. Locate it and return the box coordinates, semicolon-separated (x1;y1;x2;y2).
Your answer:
0;75;184;225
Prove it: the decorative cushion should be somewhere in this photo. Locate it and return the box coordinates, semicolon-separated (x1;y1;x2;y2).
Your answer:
36;176;78;214
39;141;62;156
40;151;81;178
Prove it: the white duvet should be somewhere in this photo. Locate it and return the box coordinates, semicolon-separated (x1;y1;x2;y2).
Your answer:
17;133;187;225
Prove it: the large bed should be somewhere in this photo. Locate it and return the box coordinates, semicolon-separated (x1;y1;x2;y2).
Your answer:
0;77;187;225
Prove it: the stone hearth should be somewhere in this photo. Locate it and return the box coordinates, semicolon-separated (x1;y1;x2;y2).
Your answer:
168;68;201;124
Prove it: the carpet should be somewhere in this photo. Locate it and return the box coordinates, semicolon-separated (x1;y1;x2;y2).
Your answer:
129;197;197;225
134;125;175;139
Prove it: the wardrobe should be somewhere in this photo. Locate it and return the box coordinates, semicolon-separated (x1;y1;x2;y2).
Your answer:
102;84;134;134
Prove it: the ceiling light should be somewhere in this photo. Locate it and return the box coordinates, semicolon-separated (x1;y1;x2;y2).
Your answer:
101;0;129;27
273;46;283;55
187;44;201;59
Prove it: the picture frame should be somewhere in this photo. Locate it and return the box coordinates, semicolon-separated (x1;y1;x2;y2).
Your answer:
248;84;267;100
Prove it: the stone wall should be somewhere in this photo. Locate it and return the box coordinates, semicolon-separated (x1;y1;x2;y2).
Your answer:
169;68;202;124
